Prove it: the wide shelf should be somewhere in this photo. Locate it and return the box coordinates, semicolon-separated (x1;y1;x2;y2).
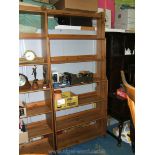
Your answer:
79;95;105;106
26;100;52;117
19;84;50;94
47;9;101;19
20;138;53;154
48;34;104;40
54;77;103;90
57;121;104;150
19;33;46;39
27;120;53;139
51;55;101;64
56;109;104;131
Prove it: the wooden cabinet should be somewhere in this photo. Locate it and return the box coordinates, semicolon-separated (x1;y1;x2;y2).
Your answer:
19;4;107;154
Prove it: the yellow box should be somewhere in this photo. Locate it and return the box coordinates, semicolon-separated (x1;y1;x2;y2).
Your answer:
55;91;78;110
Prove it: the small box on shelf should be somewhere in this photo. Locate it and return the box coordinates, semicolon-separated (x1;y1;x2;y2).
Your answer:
54;91;78;110
55;0;98;12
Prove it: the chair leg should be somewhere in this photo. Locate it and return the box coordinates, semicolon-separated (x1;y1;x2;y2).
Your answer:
117;122;123;146
130;120;135;153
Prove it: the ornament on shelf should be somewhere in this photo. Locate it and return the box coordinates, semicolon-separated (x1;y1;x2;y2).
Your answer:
31;65;39;89
42;66;49;89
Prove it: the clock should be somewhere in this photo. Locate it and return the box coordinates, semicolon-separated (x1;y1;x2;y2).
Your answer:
19;74;31;91
23;50;36;61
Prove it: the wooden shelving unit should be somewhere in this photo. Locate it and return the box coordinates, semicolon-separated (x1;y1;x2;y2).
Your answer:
19;6;55;155
19;4;108;154
47;8;107;151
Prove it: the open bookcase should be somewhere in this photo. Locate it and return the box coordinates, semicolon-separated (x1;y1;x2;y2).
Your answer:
19;4;108;154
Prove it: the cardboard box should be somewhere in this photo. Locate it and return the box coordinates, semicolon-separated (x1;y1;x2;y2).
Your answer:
19;132;29;144
55;91;78;110
55;0;98;12
115;8;135;30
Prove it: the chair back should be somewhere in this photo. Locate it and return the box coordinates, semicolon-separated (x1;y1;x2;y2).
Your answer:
121;70;135;126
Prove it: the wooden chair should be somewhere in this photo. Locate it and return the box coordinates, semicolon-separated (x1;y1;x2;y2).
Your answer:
121;70;135;152
120;70;135;127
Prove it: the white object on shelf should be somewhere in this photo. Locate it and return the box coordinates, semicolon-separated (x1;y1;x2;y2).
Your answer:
125;48;132;55
105;9;111;29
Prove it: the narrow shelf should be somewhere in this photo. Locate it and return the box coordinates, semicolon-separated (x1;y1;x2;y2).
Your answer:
19;84;50;94
56;109;104;131
19;62;48;66
54;77;102;90
57;122;104;150
20;138;53;154
51;55;101;64
47;9;101;19
27;120;53;139
19;4;45;13
26;100;52;117
79;95;105;106
19;33;46;39
48;34;104;40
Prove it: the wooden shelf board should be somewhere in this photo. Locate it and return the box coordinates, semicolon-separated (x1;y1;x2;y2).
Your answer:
56;109;104;131
19;84;50;94
19;62;48;66
27;120;53;139
47;9;101;19
57;124;103;150
20;138;53;154
26;100;52;117
54;77;102;90
19;5;45;13
48;34;103;40
51;55;101;64
79;95;105;106
19;33;46;39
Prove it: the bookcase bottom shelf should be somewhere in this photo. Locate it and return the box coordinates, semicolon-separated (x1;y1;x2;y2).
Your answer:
57;118;106;150
20;138;53;154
